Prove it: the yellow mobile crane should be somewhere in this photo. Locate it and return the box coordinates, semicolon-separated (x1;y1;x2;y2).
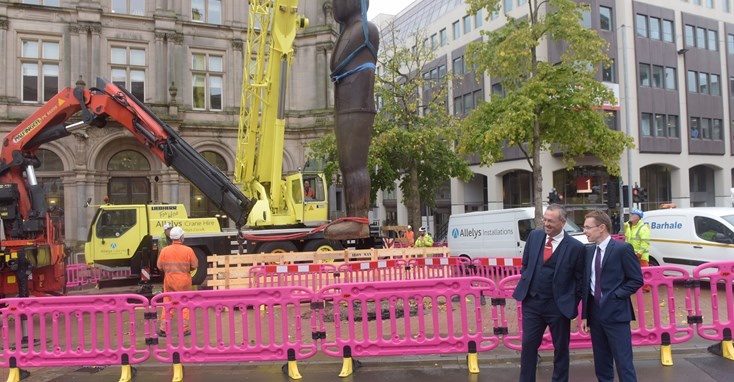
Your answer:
236;0;328;229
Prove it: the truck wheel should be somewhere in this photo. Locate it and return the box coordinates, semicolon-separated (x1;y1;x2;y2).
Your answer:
257;241;297;254
304;239;343;252
191;247;208;285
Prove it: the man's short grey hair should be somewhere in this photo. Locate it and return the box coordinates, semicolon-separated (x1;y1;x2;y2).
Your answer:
547;204;567;222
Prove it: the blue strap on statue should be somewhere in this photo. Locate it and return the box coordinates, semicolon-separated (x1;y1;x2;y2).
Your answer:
330;0;378;83
331;62;376;83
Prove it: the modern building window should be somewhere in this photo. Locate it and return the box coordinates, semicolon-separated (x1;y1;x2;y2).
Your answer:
463;15;471;34
649;17;661;40
191;0;221;24
690;117;700;138
110;46;145;101
463;93;474;113
667;115;679;138
474;9;483;28
431;34;438;49
636;14;648;38
491;83;504;98
599;6;612;31
728;34;734;53
685;25;695;47
453;96;463;115
652;65;664;88
696;27;706;48
687;70;698;93
111;0;145;16
701;118;711;139
654;114;666;136
639;63;651;87
192;52;223;110
437;65;447;79
693;0;702;5
439;28;447;46
473;90;484;106
664;67;676;89
706;0;714;8
453;56;464;75
731;76;734;96
641;113;652;136
22;0;59;5
710;74;720;96
707;30;718;51
21;39;59;103
602;59;615;82
662;19;674;42
581;10;591;29
724;0;731;13
453;21;461;39
504;0;513;13
712;119;723;139
698;72;709;94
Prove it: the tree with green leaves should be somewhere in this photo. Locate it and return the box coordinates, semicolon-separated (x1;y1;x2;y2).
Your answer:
460;0;634;224
309;24;472;231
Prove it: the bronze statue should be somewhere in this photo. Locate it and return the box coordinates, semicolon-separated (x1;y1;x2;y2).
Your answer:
324;0;379;240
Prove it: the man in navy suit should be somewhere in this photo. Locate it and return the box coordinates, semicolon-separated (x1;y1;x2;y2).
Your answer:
513;204;586;382
581;210;643;382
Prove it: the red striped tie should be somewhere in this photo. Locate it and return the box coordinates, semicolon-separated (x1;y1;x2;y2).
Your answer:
543;237;553;262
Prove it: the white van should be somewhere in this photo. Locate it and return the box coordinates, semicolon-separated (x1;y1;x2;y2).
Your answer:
447;207;589;259
642;208;734;271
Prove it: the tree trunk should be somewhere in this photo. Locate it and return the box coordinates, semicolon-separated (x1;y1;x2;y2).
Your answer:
532;117;543;227
407;163;422;230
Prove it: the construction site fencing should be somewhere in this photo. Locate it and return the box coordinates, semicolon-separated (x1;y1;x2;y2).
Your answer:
3;260;734;381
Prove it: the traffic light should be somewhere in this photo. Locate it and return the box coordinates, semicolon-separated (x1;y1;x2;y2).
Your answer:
548;189;561;204
622;185;630;208
639;187;648;202
606;180;619;208
633;186;640;203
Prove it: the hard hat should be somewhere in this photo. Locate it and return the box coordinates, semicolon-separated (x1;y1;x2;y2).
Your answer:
163;223;173;230
631;209;644;219
169;226;185;240
407;225;412;230
419;226;427;233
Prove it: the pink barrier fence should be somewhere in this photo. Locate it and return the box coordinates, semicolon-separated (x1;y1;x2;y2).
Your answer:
4;260;734;378
692;261;734;342
249;263;339;292
65;264;133;288
471;257;522;284
406;257;470;279
0;294;150;367
149;287;318;364
502;266;697;351
315;277;501;358
337;259;407;283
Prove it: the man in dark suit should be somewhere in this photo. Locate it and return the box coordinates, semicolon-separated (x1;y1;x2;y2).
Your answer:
513;204;586;382
581;210;643;382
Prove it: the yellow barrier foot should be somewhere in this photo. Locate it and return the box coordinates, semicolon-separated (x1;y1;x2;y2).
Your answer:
660;345;673;366
338;346;355;378
172;352;184;382
118;364;133;382
660;333;673;366
286;349;302;380
467;341;480;373
6;358;30;382
722;340;734;360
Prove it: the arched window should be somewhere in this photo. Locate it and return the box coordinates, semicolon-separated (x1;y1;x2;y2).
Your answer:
108;150;151;204
190;151;229;227
36;149;64;213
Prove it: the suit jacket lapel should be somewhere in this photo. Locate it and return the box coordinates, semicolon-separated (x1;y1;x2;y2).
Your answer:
601;239;614;269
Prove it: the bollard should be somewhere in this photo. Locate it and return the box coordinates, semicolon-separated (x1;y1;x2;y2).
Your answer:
338;345;354;377
172;352;183;382
286;348;302;380
660;332;673;366
467;341;480;373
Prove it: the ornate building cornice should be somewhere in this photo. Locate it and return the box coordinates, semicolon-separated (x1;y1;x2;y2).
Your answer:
231;39;243;51
0;18;8;31
70;23;102;34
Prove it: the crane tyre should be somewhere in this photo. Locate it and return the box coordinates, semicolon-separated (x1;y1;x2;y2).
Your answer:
191;247;209;285
257;241;298;254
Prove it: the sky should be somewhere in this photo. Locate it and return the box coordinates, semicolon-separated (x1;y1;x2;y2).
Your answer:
367;0;416;20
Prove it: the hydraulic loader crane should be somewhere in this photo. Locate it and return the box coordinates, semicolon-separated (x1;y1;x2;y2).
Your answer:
0;78;254;297
236;0;330;229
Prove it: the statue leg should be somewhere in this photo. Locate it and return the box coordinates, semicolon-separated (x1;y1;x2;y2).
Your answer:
323;111;374;239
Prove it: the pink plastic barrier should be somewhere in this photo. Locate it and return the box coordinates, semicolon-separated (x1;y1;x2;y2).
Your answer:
249;263;339;292
502;266;695;351
93;267;133;283
0;294;150;368
337;259;407;283
407;257;470;279
471;257;522;284
65;263;94;288
315;277;501;358
693;261;734;342
150;287;318;364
